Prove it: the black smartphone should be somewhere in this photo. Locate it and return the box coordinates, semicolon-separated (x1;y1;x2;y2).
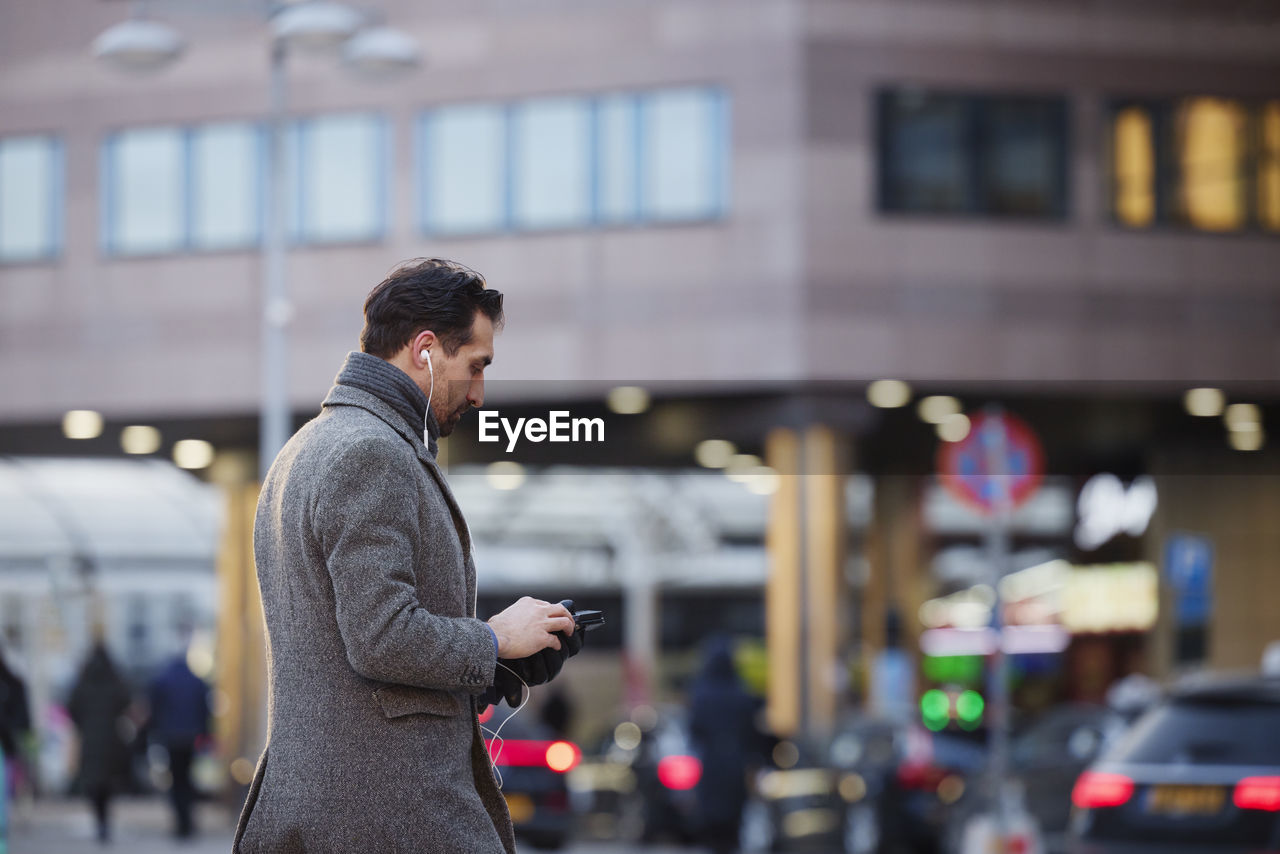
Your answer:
572;609;605;631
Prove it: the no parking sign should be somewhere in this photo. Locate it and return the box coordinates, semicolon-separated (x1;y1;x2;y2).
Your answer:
937;411;1044;514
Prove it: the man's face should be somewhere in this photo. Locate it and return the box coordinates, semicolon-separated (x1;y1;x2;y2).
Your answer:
430;312;494;437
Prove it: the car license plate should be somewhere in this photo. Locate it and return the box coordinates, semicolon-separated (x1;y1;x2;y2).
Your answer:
1145;785;1225;816
505;793;535;823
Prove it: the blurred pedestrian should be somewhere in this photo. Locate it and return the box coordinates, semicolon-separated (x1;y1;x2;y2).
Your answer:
235;259;582;854
68;643;132;844
147;652;210;839
0;646;31;800
539;686;574;740
688;635;763;854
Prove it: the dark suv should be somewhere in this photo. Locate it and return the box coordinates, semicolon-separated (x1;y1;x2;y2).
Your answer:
1069;675;1280;853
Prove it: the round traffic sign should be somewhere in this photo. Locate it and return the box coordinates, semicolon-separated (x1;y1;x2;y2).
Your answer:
938;411;1044;514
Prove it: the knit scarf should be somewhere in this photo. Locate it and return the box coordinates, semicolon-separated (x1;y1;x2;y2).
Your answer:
333;351;441;457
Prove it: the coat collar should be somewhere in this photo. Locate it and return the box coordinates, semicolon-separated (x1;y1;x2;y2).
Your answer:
320;383;473;559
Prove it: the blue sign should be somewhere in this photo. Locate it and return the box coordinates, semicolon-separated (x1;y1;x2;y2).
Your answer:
1165;533;1213;625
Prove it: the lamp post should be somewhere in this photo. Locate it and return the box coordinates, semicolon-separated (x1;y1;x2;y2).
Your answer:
93;1;421;478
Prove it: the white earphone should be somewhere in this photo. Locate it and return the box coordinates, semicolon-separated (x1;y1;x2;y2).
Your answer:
420;349;434;410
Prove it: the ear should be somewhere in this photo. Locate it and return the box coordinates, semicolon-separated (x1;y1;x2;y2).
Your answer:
410;330;438;366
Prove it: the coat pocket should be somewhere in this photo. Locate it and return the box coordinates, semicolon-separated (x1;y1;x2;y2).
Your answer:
372;684;463;719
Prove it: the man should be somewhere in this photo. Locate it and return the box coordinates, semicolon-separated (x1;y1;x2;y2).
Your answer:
234;259;579;854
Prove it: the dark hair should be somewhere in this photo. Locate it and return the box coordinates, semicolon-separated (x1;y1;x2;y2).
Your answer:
360;258;504;358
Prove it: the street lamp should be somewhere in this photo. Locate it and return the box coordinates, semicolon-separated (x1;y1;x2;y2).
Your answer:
93;2;421;478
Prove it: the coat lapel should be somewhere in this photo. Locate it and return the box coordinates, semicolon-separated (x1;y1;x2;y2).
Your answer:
322;385;477;614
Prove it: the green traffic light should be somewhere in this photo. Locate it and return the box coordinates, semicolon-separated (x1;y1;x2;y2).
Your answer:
920;688;950;729
956;689;984;723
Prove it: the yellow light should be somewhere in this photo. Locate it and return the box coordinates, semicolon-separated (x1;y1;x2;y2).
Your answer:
172;439;214;470
744;466;780;496
120;425;162;455
867;379;911;409
1224;403;1261;432
607;386;650;415
1261;101;1280;232
1229;428;1265;452
1183;387;1225;417
838;773;867;803
772;740;800;770
185;641;215;681
230;757;256;786
1113;106;1155;227
725;454;763;482
938;775;966;805
917;395;961;424
936;413;971;443
485;461;526;490
613;721;642;751
1178;97;1246;232
695;439;736;468
62;410;104;440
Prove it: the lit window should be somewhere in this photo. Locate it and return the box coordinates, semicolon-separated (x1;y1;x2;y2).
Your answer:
106;127;185;255
597;95;639;223
1175;97;1246;232
511;98;591;229
420;105;507;235
191;123;261;249
295;114;385;243
642;88;728;221
0;135;60;262
1112;106;1155;227
1259;101;1280;232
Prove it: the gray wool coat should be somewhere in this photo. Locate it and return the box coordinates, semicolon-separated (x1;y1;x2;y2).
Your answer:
233;380;515;854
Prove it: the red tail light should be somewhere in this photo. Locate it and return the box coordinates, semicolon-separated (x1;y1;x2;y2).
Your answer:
1072;771;1134;809
895;762;948;792
1234;776;1280;812
484;739;581;773
479;706;494;724
657;755;703;790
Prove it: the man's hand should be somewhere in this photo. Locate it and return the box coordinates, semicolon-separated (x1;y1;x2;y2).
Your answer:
486;596;575;659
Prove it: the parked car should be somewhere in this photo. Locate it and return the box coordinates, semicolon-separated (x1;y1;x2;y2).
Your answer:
1068;674;1280;853
568;705;703;844
481;703;581;850
942;704;1126;854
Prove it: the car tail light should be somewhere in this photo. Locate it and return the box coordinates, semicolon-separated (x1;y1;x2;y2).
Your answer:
1072;771;1135;809
544;740;581;773
483;739;581;773
657;755;703;790
895;761;948;792
1234;776;1280;812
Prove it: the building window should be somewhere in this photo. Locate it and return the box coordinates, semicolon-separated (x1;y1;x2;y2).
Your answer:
511;98;592;230
1108;96;1278;233
420;104;507;235
292;113;386;244
0;135;61;262
418;86;730;235
642;88;729;221
104;123;262;255
192;123;262;249
878;90;1069;219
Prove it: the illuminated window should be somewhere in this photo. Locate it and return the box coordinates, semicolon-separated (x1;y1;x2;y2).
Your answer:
1108;96;1276;233
878;90;1068;218
0;135;61;262
1112;107;1155;227
1174;97;1246;231
1260;101;1280;232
